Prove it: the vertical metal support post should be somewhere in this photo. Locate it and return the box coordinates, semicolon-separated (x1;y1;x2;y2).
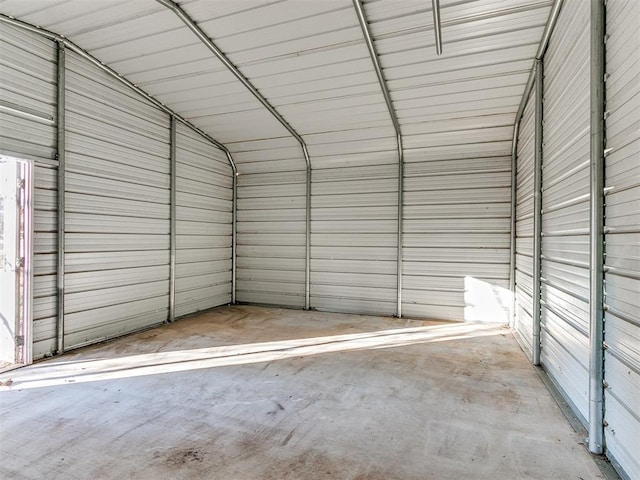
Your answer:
509;122;522;326
25;162;34;365
228;153;237;305
55;41;66;355
396;133;404;318
532;59;544;366
303;144;312;311
232;173;237;305
431;0;443;55
169;116;177;322
588;0;606;455
509;124;520;326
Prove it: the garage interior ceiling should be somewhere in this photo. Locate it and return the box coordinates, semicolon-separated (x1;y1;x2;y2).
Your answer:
1;1;637;479
0;0;553;171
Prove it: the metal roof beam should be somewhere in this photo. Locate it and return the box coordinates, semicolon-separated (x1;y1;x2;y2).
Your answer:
156;0;312;310
352;0;405;318
0;14;237;174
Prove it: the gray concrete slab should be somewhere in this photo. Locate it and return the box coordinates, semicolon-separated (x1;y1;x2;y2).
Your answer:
0;306;603;479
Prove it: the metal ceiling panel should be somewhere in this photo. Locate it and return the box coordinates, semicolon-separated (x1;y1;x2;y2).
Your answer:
1;0;553;175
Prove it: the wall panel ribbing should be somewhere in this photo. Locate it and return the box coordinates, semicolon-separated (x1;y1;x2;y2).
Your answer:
175;122;232;317
603;0;640;477
402;148;512;322
0;23;58;359
63;51;171;349
310;150;398;316
235;139;306;308
539;0;590;422
514;90;536;358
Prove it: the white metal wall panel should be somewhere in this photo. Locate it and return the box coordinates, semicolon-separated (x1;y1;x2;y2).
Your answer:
311;156;398;315
360;0;546;322
514;91;536;357
402;151;512;321
235;140;306;308
63;50;171;349
32;164;57;358
0;23;58;359
604;1;640;478
175;122;232;317
539;0;590;422
0;23;56;164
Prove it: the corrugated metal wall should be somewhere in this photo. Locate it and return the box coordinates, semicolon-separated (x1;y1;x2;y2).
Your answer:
0;23;58;359
63;50;171;349
603;0;640;477
402;147;512;322
514;91;536;357
235;138;307;308
539;0;591;422
362;0;538;322
311;154;398;316
175;122;232;316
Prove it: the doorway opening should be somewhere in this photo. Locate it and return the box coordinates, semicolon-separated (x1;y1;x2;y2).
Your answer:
0;156;33;371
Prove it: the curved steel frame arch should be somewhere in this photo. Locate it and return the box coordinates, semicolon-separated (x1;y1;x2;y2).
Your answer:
156;0;313;310
0;13;239;351
352;0;405;318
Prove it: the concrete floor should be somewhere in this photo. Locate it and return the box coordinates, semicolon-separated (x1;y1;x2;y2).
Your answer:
0;306;603;480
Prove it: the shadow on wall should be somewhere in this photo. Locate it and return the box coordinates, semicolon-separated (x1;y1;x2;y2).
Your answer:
464;276;512;324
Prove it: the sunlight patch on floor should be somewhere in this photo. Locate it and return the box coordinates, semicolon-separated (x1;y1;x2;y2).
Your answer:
0;322;505;390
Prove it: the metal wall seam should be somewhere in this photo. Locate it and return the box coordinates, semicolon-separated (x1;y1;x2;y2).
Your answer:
155;0;312;310
0;12;239;308
532;59;543;366
169;115;177;322
588;0;605;456
55;40;65;354
352;0;404;318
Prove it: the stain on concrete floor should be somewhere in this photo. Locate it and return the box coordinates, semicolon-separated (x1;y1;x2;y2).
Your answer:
0;306;603;479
